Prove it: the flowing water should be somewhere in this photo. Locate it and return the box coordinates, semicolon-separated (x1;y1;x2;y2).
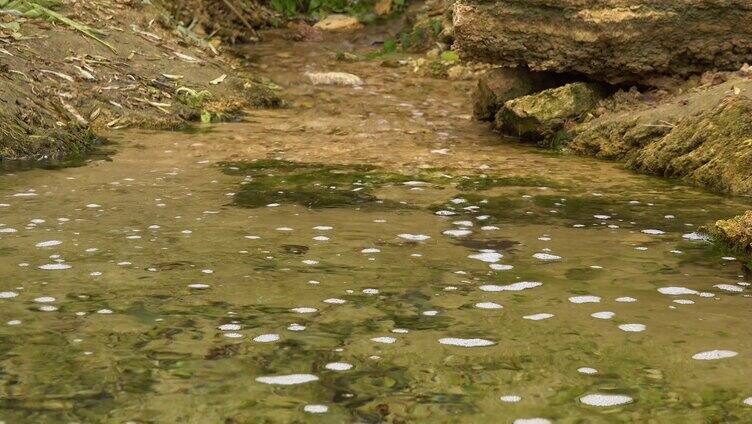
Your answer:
1;34;752;423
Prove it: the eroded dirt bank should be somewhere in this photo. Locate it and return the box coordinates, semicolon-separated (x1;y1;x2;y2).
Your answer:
0;0;282;162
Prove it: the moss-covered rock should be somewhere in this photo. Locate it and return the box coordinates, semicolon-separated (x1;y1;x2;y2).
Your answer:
571;86;752;196
473;68;570;121
495;82;607;147
709;212;752;255
628;98;752;195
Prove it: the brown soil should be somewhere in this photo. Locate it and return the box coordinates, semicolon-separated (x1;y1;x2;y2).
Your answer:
0;0;282;162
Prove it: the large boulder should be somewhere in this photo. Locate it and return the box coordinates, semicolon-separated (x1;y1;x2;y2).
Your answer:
473;68;569;121
495;82;607;146
453;0;752;84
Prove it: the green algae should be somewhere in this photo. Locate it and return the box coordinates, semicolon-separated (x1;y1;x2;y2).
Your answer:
222;160;430;209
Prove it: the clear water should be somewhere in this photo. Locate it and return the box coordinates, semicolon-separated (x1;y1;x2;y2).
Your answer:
2;37;752;422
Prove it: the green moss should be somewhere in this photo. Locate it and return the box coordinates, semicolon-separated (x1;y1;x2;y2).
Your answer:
496;82;606;147
220;160;415;209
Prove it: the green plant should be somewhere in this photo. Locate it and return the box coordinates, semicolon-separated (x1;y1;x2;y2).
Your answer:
176;87;213;123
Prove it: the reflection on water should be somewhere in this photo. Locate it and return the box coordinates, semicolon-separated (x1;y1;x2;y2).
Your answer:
1;128;752;423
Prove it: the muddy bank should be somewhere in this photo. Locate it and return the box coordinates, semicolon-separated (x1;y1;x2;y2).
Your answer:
0;0;282;162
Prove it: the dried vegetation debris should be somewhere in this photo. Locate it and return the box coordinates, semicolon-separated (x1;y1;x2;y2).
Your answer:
0;0;284;161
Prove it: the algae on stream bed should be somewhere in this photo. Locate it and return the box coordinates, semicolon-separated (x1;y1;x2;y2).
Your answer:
2;30;752;423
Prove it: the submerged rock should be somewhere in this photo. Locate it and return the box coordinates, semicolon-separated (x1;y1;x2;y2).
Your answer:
313;14;362;32
306;72;363;86
453;0;752;84
473;68;568;121
495;83;607;146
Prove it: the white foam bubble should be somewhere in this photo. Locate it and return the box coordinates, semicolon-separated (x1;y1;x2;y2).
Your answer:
615;297;636;303
475;302;503;309
256;374;319;385
569;295;601;304
371;336;396;344
325;362;353;371
361;248;380;254
743;397;752;406
398;234;430;241
513;419;552;424
480;281;542;292
619;323;646;332
579;393;633;406
591;311;615;319
500;395;521;403
468;252;502;263
304;404;328;413
323;298;346;304
443;229;472;237
523;313;554;321
658;287;698;295
224;332;243;338
683;232;709;241
0;291;18;299
254;334;280;343
533;253;561;260
219;324;241;331
34;296;55;303
188;283;210;289
489;264;514;271
288;323;306;331
291;307;317;313
692;350;738;360
35;240;62;248
641;229;665;235
39;263;71;270
714;284;744;293
438;337;495;347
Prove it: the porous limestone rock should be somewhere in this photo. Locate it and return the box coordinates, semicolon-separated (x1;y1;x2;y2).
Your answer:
453;0;752;84
473;67;570;121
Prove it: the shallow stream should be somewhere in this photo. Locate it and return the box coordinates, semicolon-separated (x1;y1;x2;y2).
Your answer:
1;37;752;423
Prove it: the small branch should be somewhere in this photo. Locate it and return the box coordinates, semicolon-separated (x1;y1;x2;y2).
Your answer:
221;0;259;41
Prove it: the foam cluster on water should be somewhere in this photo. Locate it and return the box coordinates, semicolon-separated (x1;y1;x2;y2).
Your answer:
480;281;542;292
438;337;495;347
579;393;633;406
692;350;738;360
255;374;319;385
